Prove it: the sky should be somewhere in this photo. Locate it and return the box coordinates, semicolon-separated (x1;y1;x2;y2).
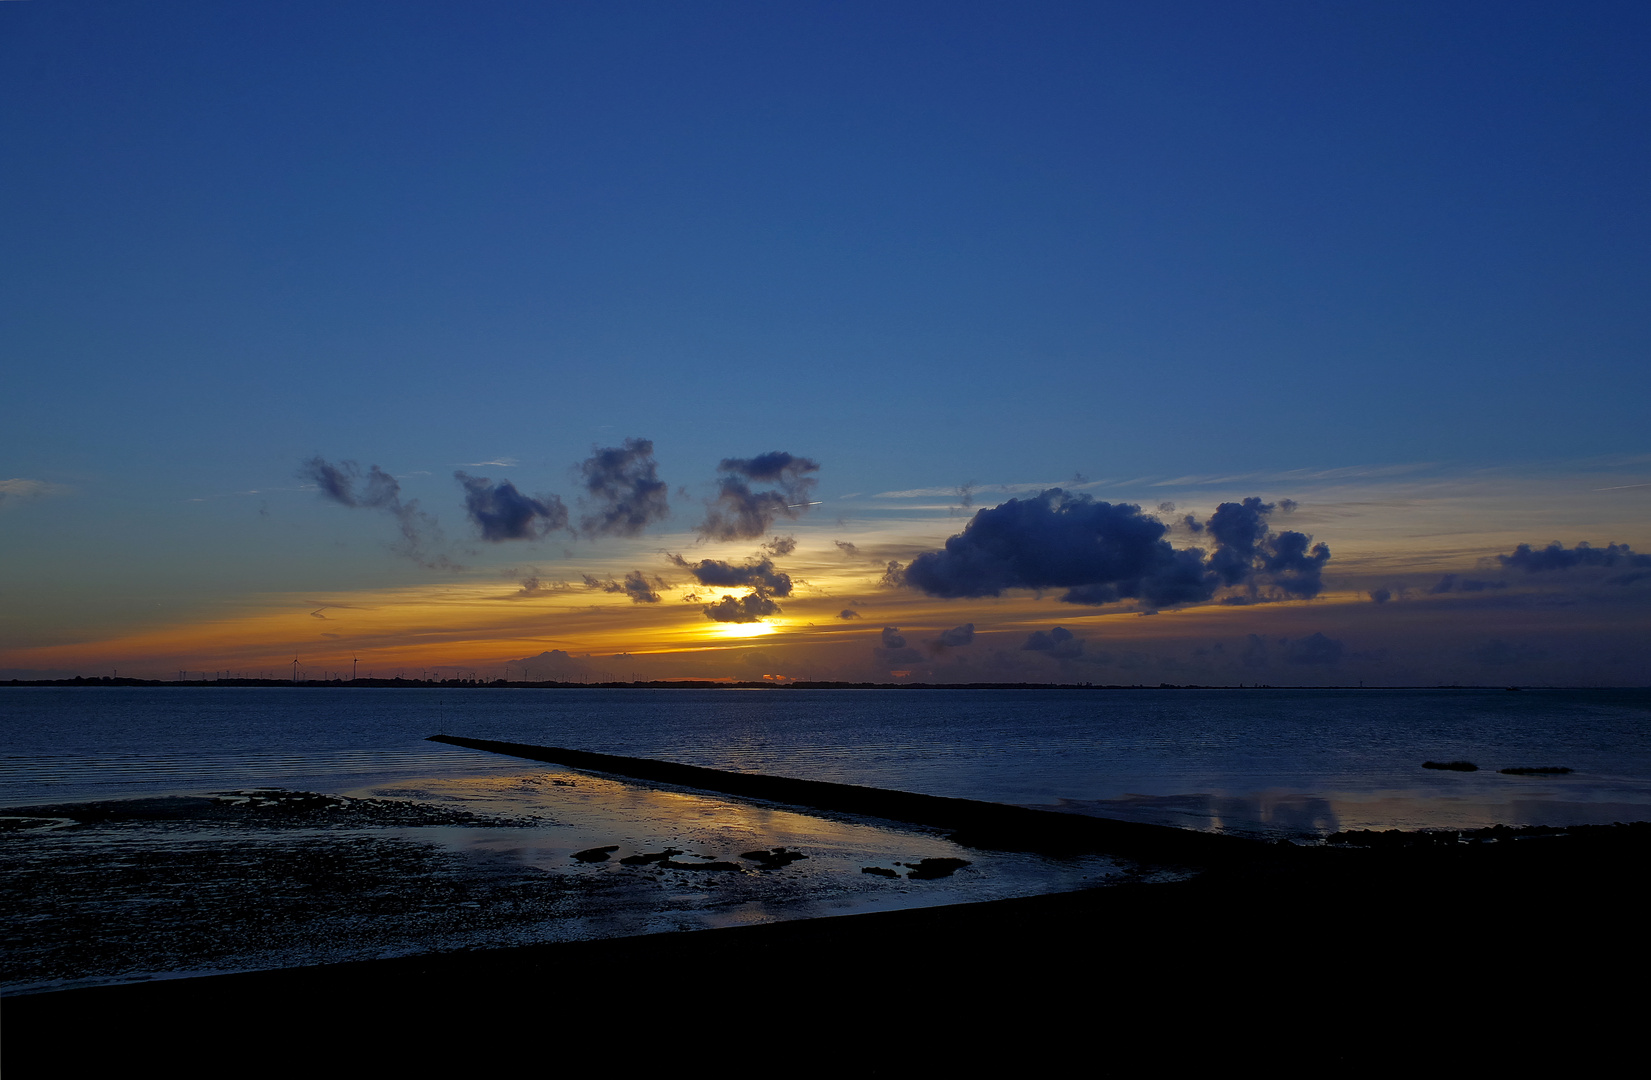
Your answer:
3;1;1649;685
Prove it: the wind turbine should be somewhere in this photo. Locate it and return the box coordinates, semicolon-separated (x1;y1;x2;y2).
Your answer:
352;656;360;682
291;658;300;684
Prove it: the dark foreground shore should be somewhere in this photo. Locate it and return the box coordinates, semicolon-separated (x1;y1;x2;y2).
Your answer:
8;818;1648;1070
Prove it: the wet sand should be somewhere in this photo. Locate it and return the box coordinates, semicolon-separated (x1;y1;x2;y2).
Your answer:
8;824;1648;1069
5;747;1649;1069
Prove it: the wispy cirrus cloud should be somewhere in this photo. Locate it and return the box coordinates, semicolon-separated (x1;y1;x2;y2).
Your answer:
0;478;70;507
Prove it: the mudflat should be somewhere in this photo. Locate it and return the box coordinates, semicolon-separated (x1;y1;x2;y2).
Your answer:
7;819;1646;1070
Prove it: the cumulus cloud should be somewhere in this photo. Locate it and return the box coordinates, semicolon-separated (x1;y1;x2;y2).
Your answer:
672;546;795;625
583;571;668;604
703;593;782;622
667;554;793;598
764;535;798;556
898;489;1329;610
1368;587;1393;604
578;438;670;537
515;649;593;681
1206;498;1330;599
930;623;976;649
455;472;568;541
838;609;863;620
1498;541;1651;574
698;452;821;541
834;540;861;558
299;457;455;570
1022;625;1084;660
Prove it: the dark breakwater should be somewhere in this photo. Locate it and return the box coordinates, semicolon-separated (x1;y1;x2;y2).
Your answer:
427;734;1265;865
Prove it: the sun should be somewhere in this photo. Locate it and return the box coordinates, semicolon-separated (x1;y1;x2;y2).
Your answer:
713;621;776;639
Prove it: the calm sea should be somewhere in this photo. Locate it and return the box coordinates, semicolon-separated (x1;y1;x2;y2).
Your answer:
4;686;1649;835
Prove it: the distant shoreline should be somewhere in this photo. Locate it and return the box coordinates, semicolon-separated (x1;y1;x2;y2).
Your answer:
5;677;1631;691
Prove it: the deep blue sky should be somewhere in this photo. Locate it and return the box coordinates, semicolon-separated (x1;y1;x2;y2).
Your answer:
3;2;1649;681
7;1;1648;486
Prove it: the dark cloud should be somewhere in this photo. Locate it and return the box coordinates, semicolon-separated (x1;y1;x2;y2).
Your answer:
298;457;455;570
873;626;922;663
1259;528;1333;598
455;472;568;541
834;540;861;558
703;593;782;623
1284;632;1343;665
583;571;668;604
899;489;1329;610
764;536;798;556
578;438;670;538
1207;498;1329;598
931;623;976;649
299;457;400;509
698;452;821;541
1498;541;1651;574
679;543;794;623
838;609;862;620
1022;625;1083;660
1369;587;1393;604
667;554;793;597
